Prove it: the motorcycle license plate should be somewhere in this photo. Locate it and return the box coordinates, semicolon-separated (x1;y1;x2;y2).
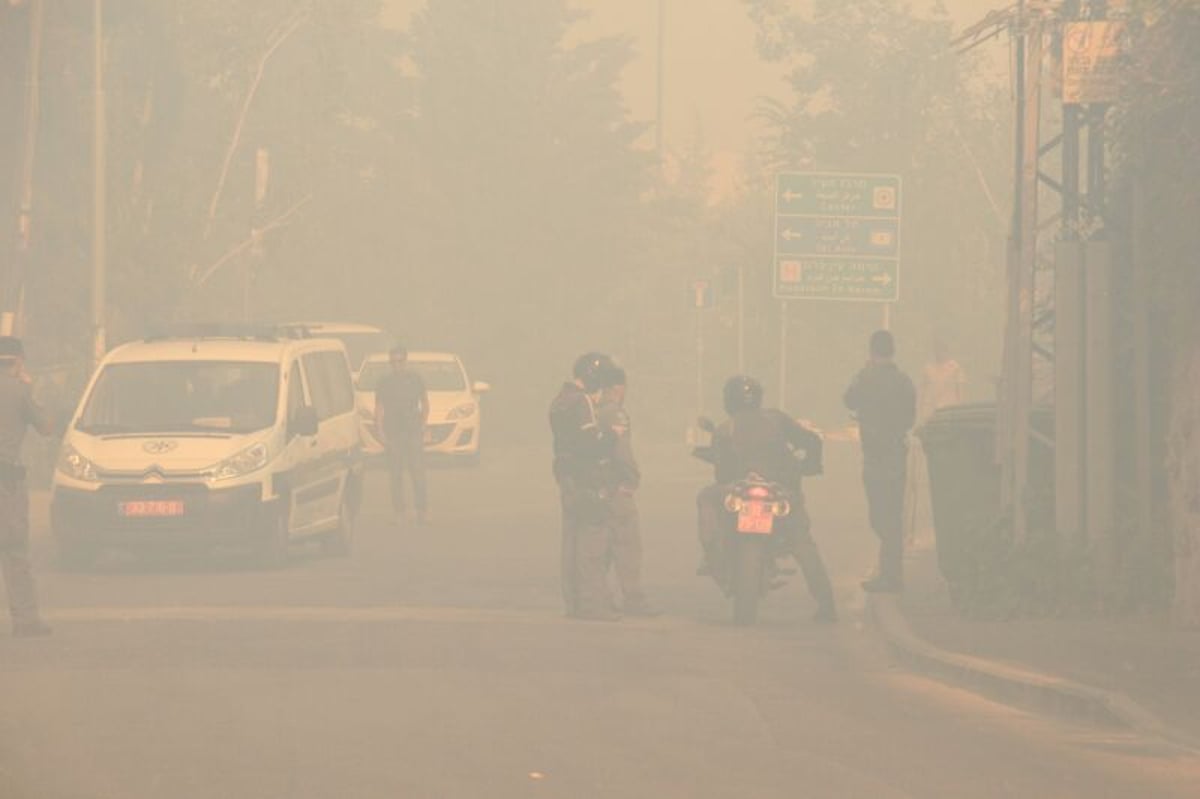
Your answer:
119;500;185;518
736;500;774;534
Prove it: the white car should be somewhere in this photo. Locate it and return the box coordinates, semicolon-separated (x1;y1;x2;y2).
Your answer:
355;351;489;461
285;321;392;377
51;324;364;567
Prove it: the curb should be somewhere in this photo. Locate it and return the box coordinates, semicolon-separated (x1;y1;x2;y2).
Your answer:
867;594;1200;755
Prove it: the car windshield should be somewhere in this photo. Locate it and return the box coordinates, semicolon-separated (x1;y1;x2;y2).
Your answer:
356;359;466;392
77;361;280;435
412;360;467;391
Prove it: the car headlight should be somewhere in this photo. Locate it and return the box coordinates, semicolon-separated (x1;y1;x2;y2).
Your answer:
57;444;100;483
447;402;477;421
211;442;269;482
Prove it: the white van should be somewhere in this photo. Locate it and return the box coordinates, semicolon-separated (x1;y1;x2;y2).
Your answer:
51;325;363;567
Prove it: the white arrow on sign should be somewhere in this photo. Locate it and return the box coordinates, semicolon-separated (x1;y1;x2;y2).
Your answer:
871;273;894;286
781;190;805;203
780;228;805;241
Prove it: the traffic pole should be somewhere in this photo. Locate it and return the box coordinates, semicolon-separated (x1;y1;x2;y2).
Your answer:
736;264;745;373
778;301;788;410
696;304;704;418
91;0;106;367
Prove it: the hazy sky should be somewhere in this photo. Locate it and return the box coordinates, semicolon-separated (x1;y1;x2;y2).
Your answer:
382;1;1008;194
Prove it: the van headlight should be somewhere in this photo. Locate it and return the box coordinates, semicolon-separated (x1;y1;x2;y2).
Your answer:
57;444;100;482
447;402;477;421
211;442;269;481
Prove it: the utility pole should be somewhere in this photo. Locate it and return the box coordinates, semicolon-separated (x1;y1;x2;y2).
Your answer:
736;265;745;373
655;0;665;164
92;0;107;367
1;0;44;337
778;302;788;410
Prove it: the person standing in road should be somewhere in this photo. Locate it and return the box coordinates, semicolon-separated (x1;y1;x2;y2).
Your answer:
375;345;429;524
549;352;621;621
0;337;53;637
597;366;657;617
844;330;917;593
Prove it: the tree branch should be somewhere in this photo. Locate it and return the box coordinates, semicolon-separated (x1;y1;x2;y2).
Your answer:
202;12;306;241
193;193;313;286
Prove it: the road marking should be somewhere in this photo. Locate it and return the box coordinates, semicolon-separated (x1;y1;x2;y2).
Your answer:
40;605;679;628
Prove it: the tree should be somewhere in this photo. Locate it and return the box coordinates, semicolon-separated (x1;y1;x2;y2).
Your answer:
1117;1;1200;626
18;1;400;359
396;0;652;412
743;0;1010;400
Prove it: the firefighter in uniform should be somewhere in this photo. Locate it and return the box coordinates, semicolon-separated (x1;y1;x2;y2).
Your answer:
844;330;917;593
549;353;622;621
0;337;53;637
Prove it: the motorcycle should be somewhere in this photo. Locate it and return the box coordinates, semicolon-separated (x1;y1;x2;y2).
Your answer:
693;418;798;626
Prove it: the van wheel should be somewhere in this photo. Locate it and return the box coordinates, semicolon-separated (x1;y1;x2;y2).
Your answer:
258;509;291;569
322;498;354;557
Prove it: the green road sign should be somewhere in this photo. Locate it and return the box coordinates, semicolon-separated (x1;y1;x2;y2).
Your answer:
774;171;901;302
775;257;898;302
776;173;901;218
776;217;900;258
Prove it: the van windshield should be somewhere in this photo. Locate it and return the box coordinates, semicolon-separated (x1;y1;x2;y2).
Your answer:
77;361;280;435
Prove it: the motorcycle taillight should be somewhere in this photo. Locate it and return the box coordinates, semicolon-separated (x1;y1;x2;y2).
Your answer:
746;486;769;499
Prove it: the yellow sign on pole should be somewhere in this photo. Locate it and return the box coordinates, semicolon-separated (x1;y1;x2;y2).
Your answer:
1062;21;1127;105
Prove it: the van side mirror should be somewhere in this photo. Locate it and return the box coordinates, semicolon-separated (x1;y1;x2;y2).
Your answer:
290;406;319;438
472;381;491;394
697;416;716;434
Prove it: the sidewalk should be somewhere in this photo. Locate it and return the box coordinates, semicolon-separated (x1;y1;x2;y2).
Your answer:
896;545;1200;745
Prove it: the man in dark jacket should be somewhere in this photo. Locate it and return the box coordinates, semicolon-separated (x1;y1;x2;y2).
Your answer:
844;330;917;593
698;376;836;622
0;337;53;637
549;353;621;621
375;345;429;524
596;366;656;616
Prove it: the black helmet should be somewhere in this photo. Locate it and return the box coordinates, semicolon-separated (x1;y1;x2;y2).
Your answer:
573;352;618;392
723;375;763;415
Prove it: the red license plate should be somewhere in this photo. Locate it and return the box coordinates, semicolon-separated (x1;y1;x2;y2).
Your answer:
736;500;774;534
119;500;185;518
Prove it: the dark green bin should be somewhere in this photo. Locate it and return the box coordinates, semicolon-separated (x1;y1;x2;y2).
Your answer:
916;403;1055;616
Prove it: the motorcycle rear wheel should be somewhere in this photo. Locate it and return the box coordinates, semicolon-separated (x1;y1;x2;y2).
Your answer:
731;537;766;626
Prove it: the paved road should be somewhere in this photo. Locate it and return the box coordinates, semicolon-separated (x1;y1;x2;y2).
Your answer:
2;445;1197;798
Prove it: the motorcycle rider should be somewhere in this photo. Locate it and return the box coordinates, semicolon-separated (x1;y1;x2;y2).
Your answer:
549;352;622;621
697;376;837;623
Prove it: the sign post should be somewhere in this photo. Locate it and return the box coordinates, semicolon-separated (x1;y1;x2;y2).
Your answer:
772;172;901;408
690;278;714;417
778;302;788;410
736;266;745;373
